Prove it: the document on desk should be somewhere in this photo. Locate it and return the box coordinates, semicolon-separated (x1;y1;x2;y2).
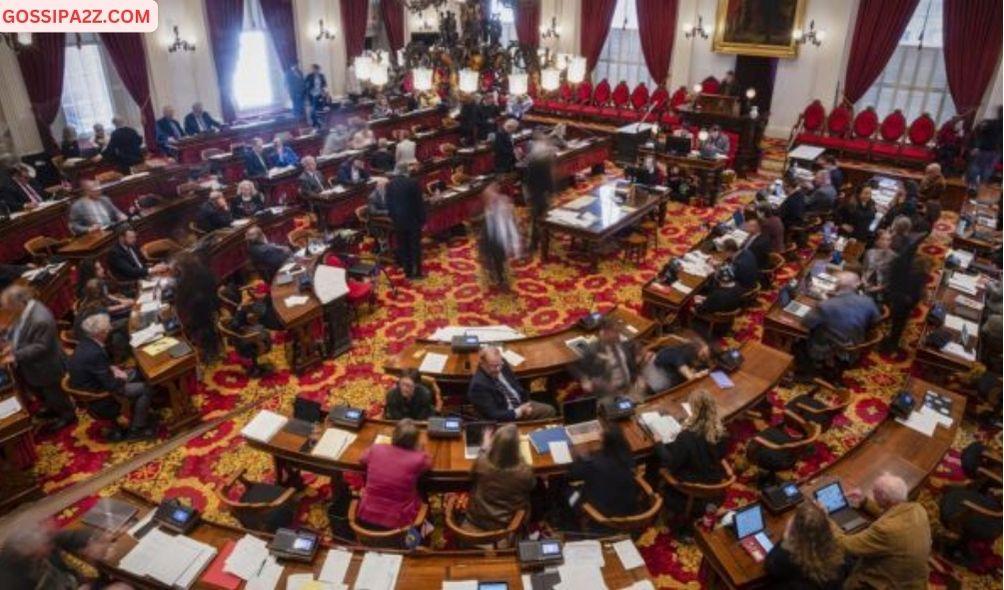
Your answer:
284;295;311;308
142;336;179;357
555;564;607;590
947;272;980;295
0;396;23;420
940;341;976;361
311;428;357;460
895;408;938;437
130;323;165;348
318;549;353;585
943;314;979;336
670;281;693;295
314;265;349;304
500;348;526;367
245;556;284;590
241;410;288;443
613;539;645;570
564;540;605;567
709;370;734;389
354;552;402;590
548;440;573;465
224;534;270;580
441;582;478;590
639;411;681;443
564;195;597;210
419;351;449;373
119;528;217;589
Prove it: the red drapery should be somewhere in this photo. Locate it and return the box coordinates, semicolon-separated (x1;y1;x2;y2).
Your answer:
943;0;1003;120
99;33;157;153
636;0;678;86
260;0;299;70
843;0;919;104
380;0;405;53
579;0;618;73
341;0;369;64
16;33;66;154
515;0;541;49
205;0;244;122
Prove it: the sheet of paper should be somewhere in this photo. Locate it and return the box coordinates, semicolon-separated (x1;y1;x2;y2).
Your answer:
640;411;681;443
622;581;656;590
354;552;403;590
564;540;605;567
670;281;692;295
311;428;358;460
129;323;164;348
943;314;979;335
0;396;23;420
126;509;155;538
419;352;449;373
895;408;938;437
241;410;288;443
709;370;734;389
501;348;526;367
941;341;976;361
314;265;349;305
245;556;284;590
441;582;478;590
555;564;607;590
142;336;179;356
284;295;310;307
224;534;270;580
613;539;645;570
286;573;315;590
318;549;353;585
548;440;573;465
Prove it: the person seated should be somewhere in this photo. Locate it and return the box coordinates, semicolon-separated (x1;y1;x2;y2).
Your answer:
195;191;234;233
69;313;155;440
73;279;131;361
350;121;376;150
337;156;370;185
717;70;740;96
918;162;946;204
779;178;808;229
468;346;556;422
465;423;535;531
568;427;639;518
647;335;711;391
384;370;435;420
822;154;844;191
744;218;771;271
658;389;727;484
232;180;266;219
298;156;326;197
911;200;941;237
367;177;390;216
68;179;127;235
505;93;534;120
60;126;82;159
99;116;144;172
107;226;169;281
880;185;917;232
694;267;745;316
246;226;291;283
797;272;880;378
75;260;133;319
836;473;931;590
91;123;109;152
575;317;646;399
322;124;351;155
765;502;851;590
861;230;895;296
722;238;759;290
759;205;785;253
356;419;431;530
0;263;30;291
418;89;441;108
700;125;730;157
1;163;48;212
268;136;299;168
478;93;502;140
184;101;223;135
888;215;915;253
244;138;271;178
155;105;186;154
493;118;519;173
806;169;837;213
372;94;393;118
370;138;395;173
836;187;876;242
227;287;274;377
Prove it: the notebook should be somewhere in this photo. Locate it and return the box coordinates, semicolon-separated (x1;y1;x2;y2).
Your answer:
528;427;572;454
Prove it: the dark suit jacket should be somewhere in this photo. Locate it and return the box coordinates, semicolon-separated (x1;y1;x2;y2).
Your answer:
779;189;807;228
304;72;327;97
249;242;291;282
68;337;124;394
467;363;528;422
493;130;516;172
369;149;395;173
657;429;727;484
747;233;771;270
155;117;186;147
299;170;326;196
244;150;270;178
568;454;639;516
61;140;82;159
106;242;149;281
184;111;222;135
385;175;426;231
231;194;266;219
732;249;759;290
336;161;370;185
102;127;144;168
0;178;46;212
697;286;744;314
195;201;233;233
11;301;66;388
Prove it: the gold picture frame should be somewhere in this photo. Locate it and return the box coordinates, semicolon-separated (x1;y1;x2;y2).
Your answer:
712;0;807;59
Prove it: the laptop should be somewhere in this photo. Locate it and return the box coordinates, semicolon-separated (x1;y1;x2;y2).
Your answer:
814;481;868;532
563;397;602;445
463;422;492;459
733;504;773;563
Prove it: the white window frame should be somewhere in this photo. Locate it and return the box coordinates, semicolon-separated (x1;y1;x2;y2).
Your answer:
60;38;116;136
232;0;288;117
593;0;650;89
490;0;517;46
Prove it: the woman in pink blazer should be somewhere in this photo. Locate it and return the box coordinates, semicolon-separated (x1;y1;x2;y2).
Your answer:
357;419;431;529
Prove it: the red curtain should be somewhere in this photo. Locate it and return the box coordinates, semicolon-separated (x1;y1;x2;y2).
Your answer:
380;0;405;53
205;0;244;122
580;0;618;73
943;0;1003;120
843;0;919;104
260;0;299;70
636;0;678;86
515;0;541;49
16;33;66;154
99;34;157;153
341;0;369;64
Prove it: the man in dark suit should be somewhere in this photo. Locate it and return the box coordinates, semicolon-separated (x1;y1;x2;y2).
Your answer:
478;92;501;140
779;178;808;229
0;285;75;432
195;191;234;233
69;313;154;440
101;117;144;172
107;226;169;281
467;347;556;422
575;317;646;399
523;138;556;251
183;102;223;135
285;64;306;119
298;156;326;197
385;161;426;279
723;238;758;290
492;118;518;173
244;138;270;178
155;105;186;154
0;164;47;213
744;218;771;271
246;226;291;282
336;157;370;185
304;64;327;126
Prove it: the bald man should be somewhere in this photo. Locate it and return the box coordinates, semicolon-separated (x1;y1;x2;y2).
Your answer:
837;473;931;589
467;347;556;421
796;271;879;379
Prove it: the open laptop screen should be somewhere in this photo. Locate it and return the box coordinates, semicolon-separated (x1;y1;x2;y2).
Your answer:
734;504;765;539
562;397;598;425
814;482;849;514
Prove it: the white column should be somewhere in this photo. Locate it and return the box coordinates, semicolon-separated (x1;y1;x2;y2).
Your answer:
145;0;222;119
0;44;43;155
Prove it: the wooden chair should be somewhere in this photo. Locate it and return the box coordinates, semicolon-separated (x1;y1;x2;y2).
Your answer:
347;498;428;548
217;311;273;377
420;375;445;415
140;238;181;263
622;233;648;265
215;468;297;533
759;252;785;287
188;221;206;237
692;307;741;337
95;170;122;184
782;242;799;263
580;475;663;536
24;236;68;262
827;313;887;382
639;218;659;248
444;496;526;548
740;285;761;308
217;285;243;315
288;226;321;249
786;378;854;429
660;460;736;522
746;410;822;485
60;374;128;439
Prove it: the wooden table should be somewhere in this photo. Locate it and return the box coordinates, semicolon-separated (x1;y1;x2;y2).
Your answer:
674;104;766;177
196;208;301;280
913;267;988;382
0;200;70;264
92;165;188;212
840;160;970;212
639;147;728;204
695;379;964;589
270;258;328;373
952;196;1001;256
0;380;40;516
458;129;533;175
540;181;662;272
133;333;200;433
370;179;491;243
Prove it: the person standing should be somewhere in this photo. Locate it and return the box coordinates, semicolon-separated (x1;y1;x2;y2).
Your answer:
523;138;556;252
386;161;426;279
304;64;328;127
101;116;144;172
966;106;1002;188
285;64;306;120
479;182;522;291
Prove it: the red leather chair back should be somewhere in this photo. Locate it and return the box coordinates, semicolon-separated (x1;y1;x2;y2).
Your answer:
827;105;853;136
630;83;649;110
670;86;689;109
878;110;906;142
559;81;573;101
592;79;612;106
611;81;630;107
908;113;936;145
802;100;826;133
650;86;669;111
852;107;879;139
576;81;593;103
701;76;719;94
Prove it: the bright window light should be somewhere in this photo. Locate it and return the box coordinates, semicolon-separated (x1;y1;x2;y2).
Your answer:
233;30;276;112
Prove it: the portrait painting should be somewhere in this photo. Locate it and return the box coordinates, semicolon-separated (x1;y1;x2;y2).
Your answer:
712;0;807;58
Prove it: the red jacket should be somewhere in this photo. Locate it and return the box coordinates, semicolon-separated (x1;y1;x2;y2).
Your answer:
357;444;431;529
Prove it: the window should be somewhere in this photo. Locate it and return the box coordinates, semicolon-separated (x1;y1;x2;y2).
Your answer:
61;42;115;134
232;0;287;115
490;0;516;46
594;0;649;89
858;0;951;124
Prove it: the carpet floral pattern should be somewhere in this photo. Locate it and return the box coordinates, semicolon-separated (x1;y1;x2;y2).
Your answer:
45;157;1001;588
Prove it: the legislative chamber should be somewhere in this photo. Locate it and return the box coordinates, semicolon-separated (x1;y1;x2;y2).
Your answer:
0;0;1000;589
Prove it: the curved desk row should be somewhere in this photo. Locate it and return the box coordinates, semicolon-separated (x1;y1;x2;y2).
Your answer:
694;379;964;588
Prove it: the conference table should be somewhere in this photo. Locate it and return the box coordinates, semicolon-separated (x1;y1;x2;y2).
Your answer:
695;379;964;588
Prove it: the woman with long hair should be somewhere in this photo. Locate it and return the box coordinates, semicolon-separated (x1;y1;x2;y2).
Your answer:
658;389;729;513
765;501;849;589
172;251;221;362
465;424;536;531
356;419;431;531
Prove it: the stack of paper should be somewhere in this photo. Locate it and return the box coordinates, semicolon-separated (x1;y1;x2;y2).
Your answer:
670;281;693;295
354;552;403;590
142;336;179;356
565;540;605;567
500;348;526;367
429;325;525;342
948;272;980;296
119;528;217;589
311;428;357;460
284;295;311;307
556;563;607;590
244;556;283;590
639;411;681;443
241;410;289;443
314;265;349;304
0;396;23;420
223;535;270;580
613;539;645;570
947;249;975;269
941;341;976;361
419;351;449;373
130;323;165;348
318;549;353;585
944;314;979;335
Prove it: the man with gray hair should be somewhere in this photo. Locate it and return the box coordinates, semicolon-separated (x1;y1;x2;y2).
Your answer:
467;346;556;421
68;179;127;235
836;472;931;589
0;285;75;432
386;159;426;279
68;313;155;441
796;271;880;379
806;167;837;213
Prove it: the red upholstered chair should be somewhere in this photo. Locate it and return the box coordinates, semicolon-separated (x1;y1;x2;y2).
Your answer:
630;83;650;111
701;76;720;94
604;81;631;119
795;100;828;145
565;80;593;115
901;113;937;163
869;109;907;160
584;79;612;117
480;70;495;92
661;86;689;127
649;86;669;113
401;71;414;94
322;253;376;314
808;104;853;149
843;106;879;155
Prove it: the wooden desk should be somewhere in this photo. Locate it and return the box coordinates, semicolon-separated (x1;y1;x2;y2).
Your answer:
0;381;40;515
70;494;653;590
674;104;766;177
271;259;327;373
174;116;307;165
639;147;727;204
840;160;970;212
913;268;988;381
458;130;532;175
0;200;70;264
303;181;376;230
133;334;200;433
371;179;491;242
695;379;964;589
196;209;301;280
93;165;188;212
551;137;612;185
367;107;446;140
951;197;1001;255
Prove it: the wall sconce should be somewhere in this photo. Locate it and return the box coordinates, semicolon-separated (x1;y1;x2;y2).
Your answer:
315;19;335;41
745;88;756;100
168;26;195;53
682;16;709;40
539;16;561;41
793;20;825;47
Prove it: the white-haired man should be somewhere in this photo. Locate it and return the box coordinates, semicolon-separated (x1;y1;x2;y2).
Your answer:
796;271;880;379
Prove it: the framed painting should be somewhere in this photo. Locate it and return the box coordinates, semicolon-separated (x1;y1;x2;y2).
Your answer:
712;0;807;58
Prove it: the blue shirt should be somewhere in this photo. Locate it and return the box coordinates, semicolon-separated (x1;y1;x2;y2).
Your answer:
803;292;880;344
